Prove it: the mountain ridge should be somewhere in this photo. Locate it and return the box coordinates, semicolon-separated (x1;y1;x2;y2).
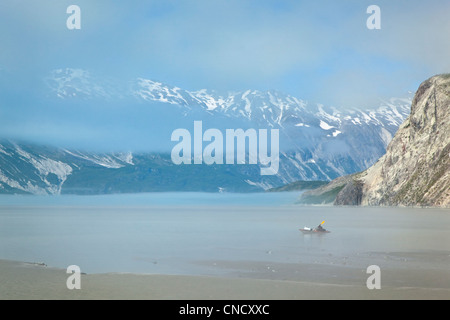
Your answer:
47;68;411;131
0;68;414;195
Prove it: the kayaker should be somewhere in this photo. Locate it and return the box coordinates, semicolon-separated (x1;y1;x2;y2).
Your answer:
316;224;326;232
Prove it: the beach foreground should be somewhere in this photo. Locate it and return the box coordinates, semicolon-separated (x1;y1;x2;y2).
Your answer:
1;260;449;300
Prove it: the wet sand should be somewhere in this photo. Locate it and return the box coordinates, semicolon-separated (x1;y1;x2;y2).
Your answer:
1;259;449;300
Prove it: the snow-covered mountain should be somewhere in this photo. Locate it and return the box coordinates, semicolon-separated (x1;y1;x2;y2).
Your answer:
48;68;410;131
0;140;319;194
0;141;135;195
134;80;410;132
0;68;412;194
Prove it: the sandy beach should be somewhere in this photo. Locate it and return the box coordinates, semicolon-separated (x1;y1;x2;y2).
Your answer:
1;259;449;300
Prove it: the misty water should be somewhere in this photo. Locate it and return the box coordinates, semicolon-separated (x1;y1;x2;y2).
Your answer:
0;192;449;287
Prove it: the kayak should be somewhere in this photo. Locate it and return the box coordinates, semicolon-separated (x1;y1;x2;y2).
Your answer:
299;228;330;234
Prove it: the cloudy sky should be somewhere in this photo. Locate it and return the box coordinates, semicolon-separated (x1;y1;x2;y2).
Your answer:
0;0;449;109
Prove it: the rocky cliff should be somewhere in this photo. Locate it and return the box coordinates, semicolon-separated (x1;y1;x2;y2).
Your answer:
299;74;450;208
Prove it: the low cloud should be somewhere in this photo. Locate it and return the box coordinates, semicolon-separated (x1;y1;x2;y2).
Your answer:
0;0;448;109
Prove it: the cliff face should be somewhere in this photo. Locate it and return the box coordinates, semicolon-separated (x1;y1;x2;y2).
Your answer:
298;74;450;207
359;74;450;207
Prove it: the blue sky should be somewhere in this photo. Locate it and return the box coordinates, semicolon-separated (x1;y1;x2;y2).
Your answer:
0;0;449;153
0;0;449;108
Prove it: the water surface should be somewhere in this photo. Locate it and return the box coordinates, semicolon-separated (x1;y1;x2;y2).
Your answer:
0;193;449;288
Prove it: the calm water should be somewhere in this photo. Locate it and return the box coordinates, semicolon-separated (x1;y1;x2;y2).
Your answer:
0;193;449;282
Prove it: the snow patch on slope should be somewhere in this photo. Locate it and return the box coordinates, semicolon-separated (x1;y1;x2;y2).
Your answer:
332;130;342;137
64;150;130;169
319;120;334;130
